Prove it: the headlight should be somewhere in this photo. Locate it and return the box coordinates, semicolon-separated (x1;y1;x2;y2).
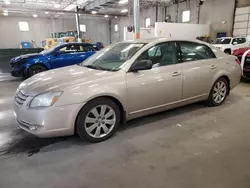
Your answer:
29;92;63;108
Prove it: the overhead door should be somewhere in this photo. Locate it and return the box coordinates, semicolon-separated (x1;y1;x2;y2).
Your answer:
233;6;250;41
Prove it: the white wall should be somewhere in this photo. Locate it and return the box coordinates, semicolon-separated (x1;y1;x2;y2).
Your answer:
0;16;110;48
111;6;165;43
111;0;238;42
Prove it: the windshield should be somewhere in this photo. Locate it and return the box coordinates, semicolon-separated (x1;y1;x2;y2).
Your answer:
214;38;231;44
40;45;58;54
80;42;145;71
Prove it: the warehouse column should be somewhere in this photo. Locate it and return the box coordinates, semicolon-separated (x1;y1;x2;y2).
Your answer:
75;6;81;42
133;0;140;39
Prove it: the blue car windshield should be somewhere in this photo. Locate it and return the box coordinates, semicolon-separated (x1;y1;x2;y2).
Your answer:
80;42;145;71
40;46;59;54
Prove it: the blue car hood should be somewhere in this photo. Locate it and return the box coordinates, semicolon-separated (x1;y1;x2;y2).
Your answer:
11;53;42;63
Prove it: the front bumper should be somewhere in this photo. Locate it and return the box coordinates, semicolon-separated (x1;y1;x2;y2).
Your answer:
10;66;25;77
14;101;84;138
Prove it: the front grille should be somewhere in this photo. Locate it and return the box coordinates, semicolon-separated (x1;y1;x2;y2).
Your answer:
15;90;29;106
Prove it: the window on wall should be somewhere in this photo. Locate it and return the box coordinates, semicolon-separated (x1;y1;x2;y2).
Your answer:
182;10;190;22
114;24;118;32
80;24;86;32
145;18;151;28
18;22;29;31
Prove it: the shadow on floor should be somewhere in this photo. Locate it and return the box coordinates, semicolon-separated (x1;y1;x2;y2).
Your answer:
0;129;68;157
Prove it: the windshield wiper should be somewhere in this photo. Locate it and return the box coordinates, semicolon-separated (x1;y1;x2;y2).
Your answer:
83;65;116;71
83;65;102;70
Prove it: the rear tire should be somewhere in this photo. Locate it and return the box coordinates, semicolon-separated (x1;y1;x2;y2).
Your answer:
205;77;229;107
27;64;47;77
76;97;121;142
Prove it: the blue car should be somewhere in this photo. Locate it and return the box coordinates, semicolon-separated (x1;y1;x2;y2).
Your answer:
10;42;96;77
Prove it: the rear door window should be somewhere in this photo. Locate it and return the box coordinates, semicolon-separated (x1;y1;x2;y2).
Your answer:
179;41;216;62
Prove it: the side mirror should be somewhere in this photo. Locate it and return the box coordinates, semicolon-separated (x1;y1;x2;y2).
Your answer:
130;60;153;72
233;42;238;45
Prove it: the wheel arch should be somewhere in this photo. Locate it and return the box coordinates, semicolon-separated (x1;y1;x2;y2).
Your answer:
74;95;126;134
224;48;231;54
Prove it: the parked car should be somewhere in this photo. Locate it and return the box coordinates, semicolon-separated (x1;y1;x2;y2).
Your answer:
233;47;250;79
92;42;104;50
212;36;249;54
10;42;96;78
14;38;241;142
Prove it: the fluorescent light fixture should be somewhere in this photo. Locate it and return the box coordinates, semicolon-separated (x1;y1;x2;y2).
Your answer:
91;11;97;14
4;0;11;5
45;12;49;14
54;4;60;8
121;9;128;13
104;15;109;18
64;4;76;11
33;14;38;18
3;10;8;13
3;12;8;16
119;0;128;4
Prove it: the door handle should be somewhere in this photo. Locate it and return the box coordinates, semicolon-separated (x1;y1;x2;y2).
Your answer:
211;65;217;69
172;72;181;77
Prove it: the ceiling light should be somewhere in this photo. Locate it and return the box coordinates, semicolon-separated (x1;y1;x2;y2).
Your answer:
115;16;118;19
91;10;97;14
119;0;128;4
3;12;8;16
121;9;128;13
45;12;49;14
3;10;8;13
33;14;38;18
64;4;76;11
104;15;109;18
54;4;60;8
4;0;11;5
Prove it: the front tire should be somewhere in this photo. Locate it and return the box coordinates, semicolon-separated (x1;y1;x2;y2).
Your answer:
27;64;47;77
205;77;229;106
76;98;121;142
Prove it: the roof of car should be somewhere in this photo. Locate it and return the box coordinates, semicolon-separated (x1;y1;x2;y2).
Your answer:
61;42;93;46
123;37;207;44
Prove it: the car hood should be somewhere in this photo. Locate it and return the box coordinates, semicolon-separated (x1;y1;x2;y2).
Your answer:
11;53;41;63
18;65;117;95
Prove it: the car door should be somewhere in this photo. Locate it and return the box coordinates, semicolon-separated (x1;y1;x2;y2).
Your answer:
50;44;79;69
179;41;218;99
126;42;182;116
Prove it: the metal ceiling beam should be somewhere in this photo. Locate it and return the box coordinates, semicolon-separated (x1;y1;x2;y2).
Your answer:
84;0;117;10
1;5;127;16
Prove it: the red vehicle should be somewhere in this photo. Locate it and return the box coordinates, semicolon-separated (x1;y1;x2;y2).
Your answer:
233;47;250;79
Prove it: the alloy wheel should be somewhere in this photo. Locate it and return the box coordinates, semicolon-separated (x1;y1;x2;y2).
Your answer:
212;81;227;104
84;105;116;138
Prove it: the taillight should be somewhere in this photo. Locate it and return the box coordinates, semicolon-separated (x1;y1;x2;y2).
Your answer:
235;58;241;65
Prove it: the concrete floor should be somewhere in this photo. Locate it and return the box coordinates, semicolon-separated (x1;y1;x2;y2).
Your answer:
0;74;250;188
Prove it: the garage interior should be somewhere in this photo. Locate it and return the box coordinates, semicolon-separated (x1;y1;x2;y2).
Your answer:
0;0;250;187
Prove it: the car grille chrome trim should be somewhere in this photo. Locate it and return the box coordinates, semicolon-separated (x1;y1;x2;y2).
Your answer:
15;90;29;106
17;119;39;131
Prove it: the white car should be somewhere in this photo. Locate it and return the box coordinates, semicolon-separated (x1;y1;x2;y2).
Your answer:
213;37;249;54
